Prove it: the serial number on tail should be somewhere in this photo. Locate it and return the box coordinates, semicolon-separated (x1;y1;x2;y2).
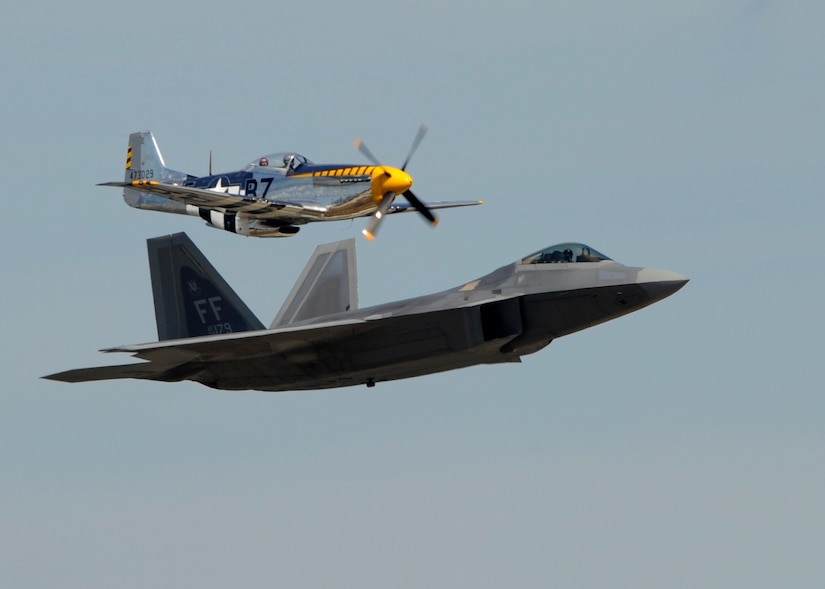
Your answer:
206;323;234;335
130;169;155;180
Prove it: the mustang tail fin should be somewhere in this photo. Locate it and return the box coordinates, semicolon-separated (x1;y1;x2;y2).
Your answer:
120;130;193;212
148;233;264;340
270;238;358;327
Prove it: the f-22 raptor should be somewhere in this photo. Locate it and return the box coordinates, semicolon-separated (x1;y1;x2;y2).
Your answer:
45;235;687;391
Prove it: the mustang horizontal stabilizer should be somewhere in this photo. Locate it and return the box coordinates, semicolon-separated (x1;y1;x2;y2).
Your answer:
148;233;264;340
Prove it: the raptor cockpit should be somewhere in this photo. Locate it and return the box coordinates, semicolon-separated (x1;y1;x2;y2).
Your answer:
521;243;612;265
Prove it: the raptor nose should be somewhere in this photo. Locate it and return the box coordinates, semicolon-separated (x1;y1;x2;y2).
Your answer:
637;268;689;302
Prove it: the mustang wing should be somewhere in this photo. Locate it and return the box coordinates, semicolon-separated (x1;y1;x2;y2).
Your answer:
387;199;484;214
99;181;327;217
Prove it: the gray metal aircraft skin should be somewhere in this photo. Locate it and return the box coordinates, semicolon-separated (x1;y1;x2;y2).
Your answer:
45;235;688;392
102;129;482;240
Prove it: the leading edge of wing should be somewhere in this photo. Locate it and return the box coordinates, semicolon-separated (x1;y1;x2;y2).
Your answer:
101;317;369;361
98;181;325;216
387;199;484;214
44;305;368;385
44;361;176;383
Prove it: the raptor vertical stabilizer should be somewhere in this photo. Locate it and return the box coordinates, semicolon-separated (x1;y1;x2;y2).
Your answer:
148;233;264;340
270;239;358;327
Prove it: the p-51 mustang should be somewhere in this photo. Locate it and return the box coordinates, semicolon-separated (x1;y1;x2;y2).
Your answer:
45;234;687;392
102;127;483;239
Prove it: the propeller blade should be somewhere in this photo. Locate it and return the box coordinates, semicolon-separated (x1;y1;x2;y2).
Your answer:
355;125;436;237
401;123;428;171
403;189;438;226
353;137;382;166
362;193;397;240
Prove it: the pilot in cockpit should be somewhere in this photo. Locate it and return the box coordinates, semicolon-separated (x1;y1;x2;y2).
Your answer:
283;154;297;171
258;157;269;167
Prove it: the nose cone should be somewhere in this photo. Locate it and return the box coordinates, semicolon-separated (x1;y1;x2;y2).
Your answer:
376;166;413;194
636;268;689;302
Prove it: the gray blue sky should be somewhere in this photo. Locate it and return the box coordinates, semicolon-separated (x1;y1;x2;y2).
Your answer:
2;1;823;587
